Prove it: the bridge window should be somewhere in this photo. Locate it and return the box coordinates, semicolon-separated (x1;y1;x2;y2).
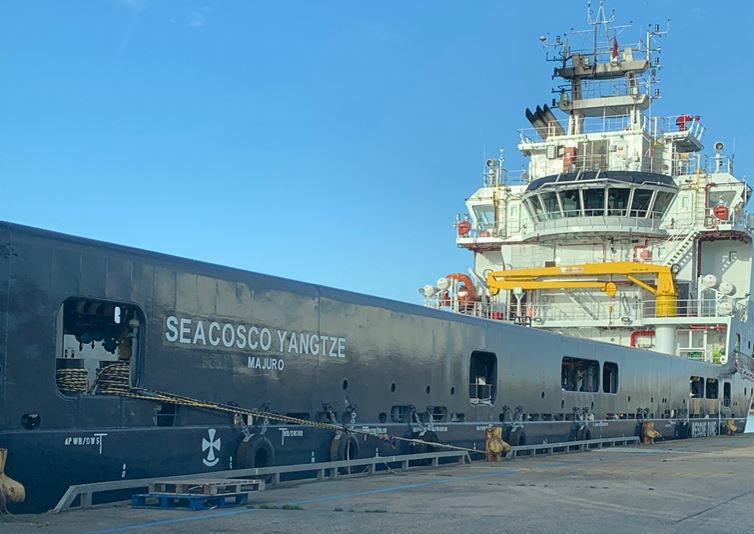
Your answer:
652;191;674;218
526;198;546;222
560;189;581;217
602;362;619;393
561;357;599;392
56;298;142;397
629;189;654;218
540;192;562;219
472;204;495;231
469;351;497;405
690;376;704;398
607;188;630;216
583;188;605;216
705;378;719;399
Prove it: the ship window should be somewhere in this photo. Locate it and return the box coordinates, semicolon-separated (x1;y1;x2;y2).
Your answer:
472;205;495;230
155;404;177;427
652;191;674;218
607;188;630;216
525;198;545;222
430;406;448;422
690;376;704;398
602;362;619;393
629;189;654;218
706;378;719;399
56;298;143;397
723;382;731;408
390;405;411;423
540;192;562;219
583;188;605;216
579;140;609;170
708;190;737;209
469;351;497;405
560;189;581;217
561;357;599;392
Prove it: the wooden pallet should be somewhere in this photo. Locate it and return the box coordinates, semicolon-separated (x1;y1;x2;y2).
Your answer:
131;491;252;511
148;478;265;496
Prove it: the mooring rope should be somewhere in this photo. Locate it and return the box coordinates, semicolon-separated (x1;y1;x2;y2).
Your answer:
110;386;485;456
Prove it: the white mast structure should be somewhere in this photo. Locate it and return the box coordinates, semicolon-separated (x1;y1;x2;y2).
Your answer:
424;2;754;370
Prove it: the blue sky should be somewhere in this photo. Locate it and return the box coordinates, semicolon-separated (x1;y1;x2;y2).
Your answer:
1;1;752;303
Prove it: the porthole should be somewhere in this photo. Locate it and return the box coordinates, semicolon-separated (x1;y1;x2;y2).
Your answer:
650;397;654;403
590;401;594;410
628;395;631;402
425;385;431;394
390;382;396;393
342;379;349;390
541;391;545;399
378;412;387;423
450;386;455;396
561;399;565;409
21;413;40;430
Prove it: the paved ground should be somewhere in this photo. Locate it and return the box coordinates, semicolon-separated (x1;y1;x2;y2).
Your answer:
3;434;754;534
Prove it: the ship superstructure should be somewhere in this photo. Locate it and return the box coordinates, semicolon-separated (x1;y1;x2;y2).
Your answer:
424;2;754;369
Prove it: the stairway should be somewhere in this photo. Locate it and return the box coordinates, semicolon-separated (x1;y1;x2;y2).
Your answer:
662;228;701;267
735;355;754;382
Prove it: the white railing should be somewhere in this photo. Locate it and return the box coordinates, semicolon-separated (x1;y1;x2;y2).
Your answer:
425;297;745;324
518;114;705;142
525;212;666;235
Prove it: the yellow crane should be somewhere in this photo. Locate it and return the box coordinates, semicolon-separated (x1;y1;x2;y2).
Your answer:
485;261;677;317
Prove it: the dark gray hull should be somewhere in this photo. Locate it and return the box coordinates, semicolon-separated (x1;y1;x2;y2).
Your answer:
0;222;749;512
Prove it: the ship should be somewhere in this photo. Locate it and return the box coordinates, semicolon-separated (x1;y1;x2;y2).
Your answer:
1;2;752;514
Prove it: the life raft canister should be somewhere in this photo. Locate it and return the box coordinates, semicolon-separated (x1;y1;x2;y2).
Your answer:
713;205;729;221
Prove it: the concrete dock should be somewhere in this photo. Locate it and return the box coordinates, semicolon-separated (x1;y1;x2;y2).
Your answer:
4;434;754;534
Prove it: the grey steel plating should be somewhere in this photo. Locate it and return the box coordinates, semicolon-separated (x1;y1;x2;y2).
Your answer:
0;221;749;513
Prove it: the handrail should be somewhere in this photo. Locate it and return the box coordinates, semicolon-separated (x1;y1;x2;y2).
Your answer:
53;450;471;513
53;434;642;513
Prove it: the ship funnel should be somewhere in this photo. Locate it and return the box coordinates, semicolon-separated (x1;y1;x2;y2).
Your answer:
541;104;565;136
526;105;565;140
526;107;549;140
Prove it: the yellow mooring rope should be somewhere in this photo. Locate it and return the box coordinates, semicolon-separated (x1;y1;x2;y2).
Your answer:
113;387;484;456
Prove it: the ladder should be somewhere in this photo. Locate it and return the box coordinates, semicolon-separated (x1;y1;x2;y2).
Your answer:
735;355;754;382
662;228;701;267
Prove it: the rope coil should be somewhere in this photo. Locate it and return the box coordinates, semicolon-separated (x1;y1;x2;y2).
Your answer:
55;368;88;395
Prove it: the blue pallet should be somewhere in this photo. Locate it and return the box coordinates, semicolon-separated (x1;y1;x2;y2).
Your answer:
131;491;250;511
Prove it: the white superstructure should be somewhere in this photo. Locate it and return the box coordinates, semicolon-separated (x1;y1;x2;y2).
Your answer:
423;2;754;367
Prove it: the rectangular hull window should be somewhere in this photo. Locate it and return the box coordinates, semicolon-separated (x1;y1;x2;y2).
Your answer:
723;382;731;407
602;362;619;393
56;298;143;396
561;357;599;392
469;351;497;405
690;376;704;398
705;378;719;399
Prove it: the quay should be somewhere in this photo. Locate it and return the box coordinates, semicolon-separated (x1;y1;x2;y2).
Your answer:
3;433;754;534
